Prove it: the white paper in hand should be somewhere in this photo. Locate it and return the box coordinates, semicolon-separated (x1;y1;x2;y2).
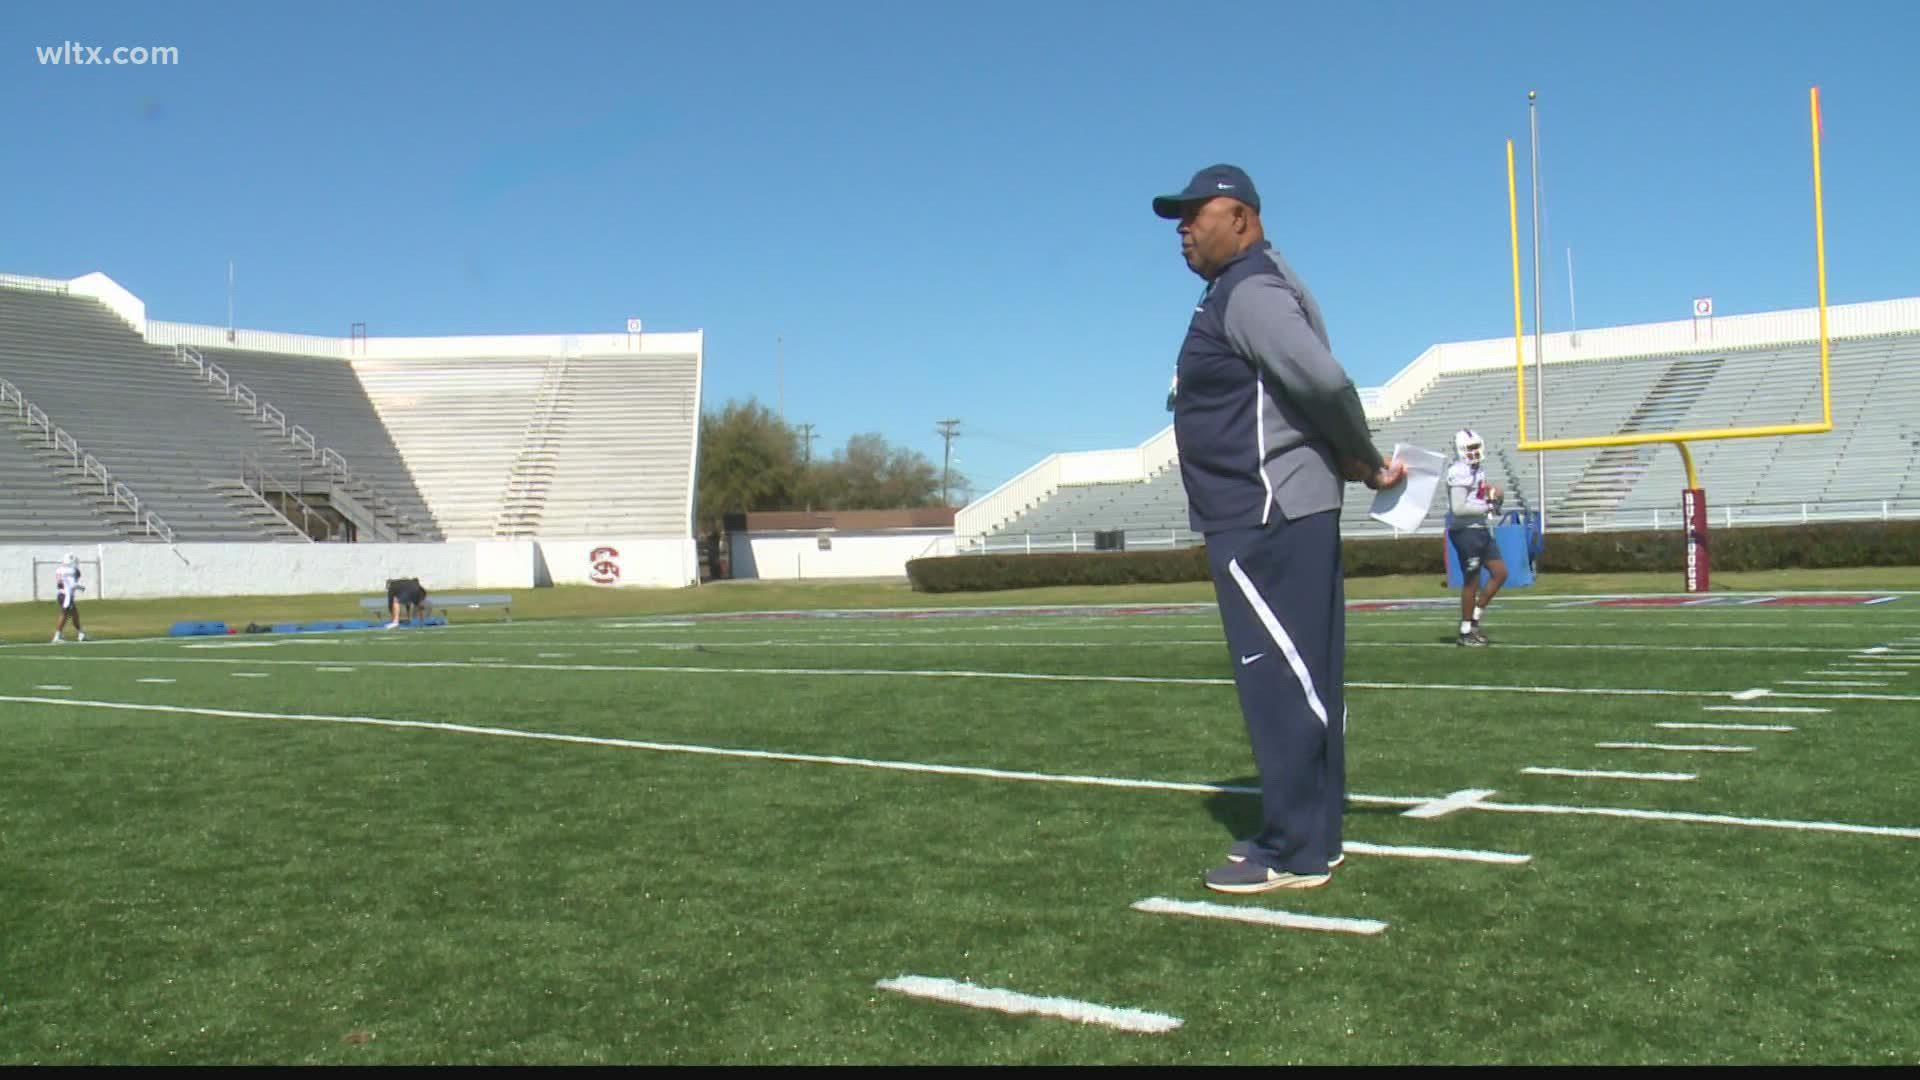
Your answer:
1368;443;1446;533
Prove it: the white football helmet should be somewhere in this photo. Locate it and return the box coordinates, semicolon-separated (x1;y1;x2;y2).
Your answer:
1454;429;1485;465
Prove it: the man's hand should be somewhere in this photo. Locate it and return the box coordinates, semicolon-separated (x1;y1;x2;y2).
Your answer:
1344;457;1406;491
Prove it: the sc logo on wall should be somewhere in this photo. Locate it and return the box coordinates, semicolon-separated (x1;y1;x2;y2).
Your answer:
588;545;622;586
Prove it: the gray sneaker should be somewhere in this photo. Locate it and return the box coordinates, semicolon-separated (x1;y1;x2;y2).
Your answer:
1205;860;1332;894
1227;840;1344;870
1458;630;1488;647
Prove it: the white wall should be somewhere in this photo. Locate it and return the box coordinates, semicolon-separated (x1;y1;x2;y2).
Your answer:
534;537;699;588
144;318;704;363
728;530;955;580
0;541;535;603
66;272;147;336
0;539;714;603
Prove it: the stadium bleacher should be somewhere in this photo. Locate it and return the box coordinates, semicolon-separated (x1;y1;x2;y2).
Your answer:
0;288;319;542
9;266;1911;557
191;345;443;540
505;355;700;538
1;274;704;546
350;351;701;540
968;323;1920;551
0;385;124;543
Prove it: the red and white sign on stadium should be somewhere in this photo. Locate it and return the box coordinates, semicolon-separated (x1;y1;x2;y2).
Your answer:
1692;297;1713;318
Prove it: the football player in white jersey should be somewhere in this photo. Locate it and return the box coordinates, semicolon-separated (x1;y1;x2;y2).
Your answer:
52;552;87;643
1446;430;1508;647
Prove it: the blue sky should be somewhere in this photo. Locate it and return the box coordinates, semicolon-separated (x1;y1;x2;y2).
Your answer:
8;1;1918;499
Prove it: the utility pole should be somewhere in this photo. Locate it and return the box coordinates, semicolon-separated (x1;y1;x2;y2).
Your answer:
776;336;784;421
797;423;817;464
935;419;961;506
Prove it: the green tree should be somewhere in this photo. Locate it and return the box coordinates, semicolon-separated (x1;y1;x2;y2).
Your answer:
696;402;962;535
814;432;949;509
695;399;802;536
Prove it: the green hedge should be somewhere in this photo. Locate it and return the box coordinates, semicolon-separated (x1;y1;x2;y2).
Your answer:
908;520;1920;592
1545;520;1920;573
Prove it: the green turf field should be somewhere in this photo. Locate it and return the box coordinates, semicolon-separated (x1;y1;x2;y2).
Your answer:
3;581;1918;1063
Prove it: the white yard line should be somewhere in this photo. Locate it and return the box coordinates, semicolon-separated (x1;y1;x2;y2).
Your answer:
3;693;1911;841
285;635;1877;656
1770;690;1920;703
1476;800;1920;838
1521;767;1696;781
1343;840;1529;865
1593;742;1753;753
23;652;1918;706
874;975;1181;1034
1131;898;1387;936
1657;722;1794;733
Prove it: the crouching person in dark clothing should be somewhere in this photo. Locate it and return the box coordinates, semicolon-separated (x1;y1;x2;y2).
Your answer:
385;577;430;628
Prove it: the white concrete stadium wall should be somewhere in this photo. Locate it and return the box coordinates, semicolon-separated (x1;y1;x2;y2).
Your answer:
67;272;146;336
0;542;532;604
145;319;704;362
0;540;697;603
535;538;698;588
727;530;956;580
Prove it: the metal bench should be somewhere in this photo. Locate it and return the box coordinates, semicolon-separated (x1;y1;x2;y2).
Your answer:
359;592;513;623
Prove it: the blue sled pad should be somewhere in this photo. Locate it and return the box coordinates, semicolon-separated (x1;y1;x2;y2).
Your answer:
168;621;229;637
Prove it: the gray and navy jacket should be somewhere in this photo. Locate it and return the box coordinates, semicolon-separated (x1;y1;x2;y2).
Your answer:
1169;240;1383;535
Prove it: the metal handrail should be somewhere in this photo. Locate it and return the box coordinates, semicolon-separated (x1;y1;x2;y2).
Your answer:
85;455;114;497
240;453;331;542
145;509;174;542
2;376;168;541
166;351;432;539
